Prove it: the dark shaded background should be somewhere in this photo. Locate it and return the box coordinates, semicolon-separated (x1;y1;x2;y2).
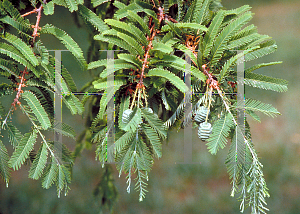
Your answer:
0;0;299;213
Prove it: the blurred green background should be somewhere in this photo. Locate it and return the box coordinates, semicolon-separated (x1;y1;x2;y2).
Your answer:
0;0;300;213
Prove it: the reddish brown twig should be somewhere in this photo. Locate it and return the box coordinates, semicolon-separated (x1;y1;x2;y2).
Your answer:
32;6;43;43
138;7;164;87
21;8;38;17
136;6;178;87
22;4;44;43
129;6;167;108
12;1;47;109
11;67;28;109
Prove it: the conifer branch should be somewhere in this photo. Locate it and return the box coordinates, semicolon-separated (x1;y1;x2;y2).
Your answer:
201;65;257;161
0;1;283;210
138;6;175;85
133;6;165;107
20;104;61;166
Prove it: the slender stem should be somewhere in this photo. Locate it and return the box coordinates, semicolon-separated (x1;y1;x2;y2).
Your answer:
22;3;45;44
132;6;165;110
130;87;139;110
200;58;258;162
216;88;257;161
142;87;148;107
205;87;213;123
1;106;13;130
21;8;38;17
1;68;29;131
32;6;43;43
20;104;61;165
137;6;165;88
204;84;209;107
12;67;28;108
139;27;155;85
137;89;141;107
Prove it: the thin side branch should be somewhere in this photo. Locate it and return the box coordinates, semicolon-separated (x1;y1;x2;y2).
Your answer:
11;67;28;108
21;8;38;17
22;3;44;43
138;6;168;85
20;104;62;166
131;6;166;108
202;64;258;161
32;6;43;42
